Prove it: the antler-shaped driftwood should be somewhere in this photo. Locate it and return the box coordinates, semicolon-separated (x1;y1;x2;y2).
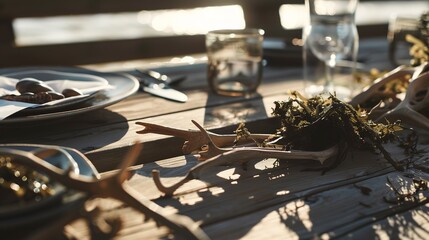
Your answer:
350;65;415;107
349;62;429;130
151;121;338;196
377;71;429;130
2;144;209;240
136;121;271;159
350;62;429;108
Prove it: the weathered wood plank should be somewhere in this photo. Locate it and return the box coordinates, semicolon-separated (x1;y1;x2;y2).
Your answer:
346;203;429;239
68;144;428;239
199;171;428;239
197;166;423;238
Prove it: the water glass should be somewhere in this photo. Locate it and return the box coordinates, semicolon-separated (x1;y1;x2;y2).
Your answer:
206;29;264;97
303;0;359;101
388;16;420;66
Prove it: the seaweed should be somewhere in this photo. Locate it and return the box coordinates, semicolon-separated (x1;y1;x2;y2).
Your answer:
270;91;415;171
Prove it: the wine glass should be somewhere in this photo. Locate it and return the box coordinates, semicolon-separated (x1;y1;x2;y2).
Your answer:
304;0;359;99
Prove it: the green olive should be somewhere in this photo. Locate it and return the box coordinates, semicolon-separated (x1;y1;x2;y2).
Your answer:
16;78;54;94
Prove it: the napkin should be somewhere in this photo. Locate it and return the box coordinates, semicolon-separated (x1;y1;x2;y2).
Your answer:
0;75;112;120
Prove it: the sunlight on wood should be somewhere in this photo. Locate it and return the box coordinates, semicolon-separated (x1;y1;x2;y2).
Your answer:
242;200;313;239
155;157;187;168
178;191;204;206
216;168;237;179
370;206;429;239
209;186;225;196
276;190;291;196
284;200;314;233
254;158;280;170
178;186;225;206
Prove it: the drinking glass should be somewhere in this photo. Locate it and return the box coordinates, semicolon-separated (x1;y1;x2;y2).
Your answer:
388;16;420;66
206;29;264;97
303;0;359;100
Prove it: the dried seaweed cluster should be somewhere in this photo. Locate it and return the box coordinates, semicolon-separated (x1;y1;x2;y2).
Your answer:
269;91;416;171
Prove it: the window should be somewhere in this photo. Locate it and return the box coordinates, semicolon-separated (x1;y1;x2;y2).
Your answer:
280;1;429;29
13;5;245;46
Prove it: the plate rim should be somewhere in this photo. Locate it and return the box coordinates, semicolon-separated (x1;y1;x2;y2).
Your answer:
2;69;108;83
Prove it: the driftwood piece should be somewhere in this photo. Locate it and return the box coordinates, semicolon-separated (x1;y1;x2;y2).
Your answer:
350;65;414;107
350;62;428;108
377;72;429;130
151;120;339;196
136;121;271;159
1;145;209;240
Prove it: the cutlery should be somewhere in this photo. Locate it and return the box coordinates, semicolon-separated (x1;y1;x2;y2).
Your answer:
135;70;188;103
136;69;187;85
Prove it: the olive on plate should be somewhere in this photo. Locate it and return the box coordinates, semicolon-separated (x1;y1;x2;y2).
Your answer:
62;88;83;97
16;78;54;94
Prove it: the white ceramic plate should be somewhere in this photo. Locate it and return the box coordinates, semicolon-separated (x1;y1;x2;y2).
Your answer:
1;70;110;115
0;67;139;123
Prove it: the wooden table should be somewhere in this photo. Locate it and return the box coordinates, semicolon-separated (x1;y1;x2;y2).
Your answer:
1;39;428;239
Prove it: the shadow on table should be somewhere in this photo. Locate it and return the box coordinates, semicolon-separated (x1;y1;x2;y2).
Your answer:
148;152;428;239
203;91;270;134
0;108;129;152
150;157;318;238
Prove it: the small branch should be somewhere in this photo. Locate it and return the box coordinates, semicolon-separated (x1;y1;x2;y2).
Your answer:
151;170;193;196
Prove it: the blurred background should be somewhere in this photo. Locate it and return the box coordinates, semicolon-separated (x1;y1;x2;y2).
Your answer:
0;0;428;67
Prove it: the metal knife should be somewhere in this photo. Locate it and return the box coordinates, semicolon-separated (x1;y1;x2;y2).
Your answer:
139;70;186;85
137;71;188;103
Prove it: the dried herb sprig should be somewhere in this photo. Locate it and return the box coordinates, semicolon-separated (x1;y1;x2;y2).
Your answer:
271;91;415;171
233;122;261;147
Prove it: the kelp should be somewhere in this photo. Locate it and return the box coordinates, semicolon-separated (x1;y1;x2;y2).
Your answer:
265;92;417;171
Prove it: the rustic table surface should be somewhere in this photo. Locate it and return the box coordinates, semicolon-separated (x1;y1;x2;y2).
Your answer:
1;39;428;240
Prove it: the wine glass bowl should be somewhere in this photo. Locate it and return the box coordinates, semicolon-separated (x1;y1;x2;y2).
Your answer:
307;20;355;62
304;0;359;100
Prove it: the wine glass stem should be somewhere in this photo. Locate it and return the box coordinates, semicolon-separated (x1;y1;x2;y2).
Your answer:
325;55;335;91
